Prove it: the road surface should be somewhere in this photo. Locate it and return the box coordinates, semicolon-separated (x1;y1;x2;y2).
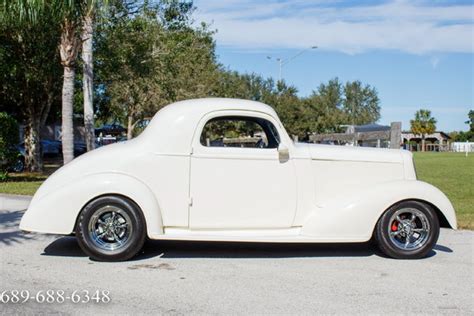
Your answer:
0;194;472;315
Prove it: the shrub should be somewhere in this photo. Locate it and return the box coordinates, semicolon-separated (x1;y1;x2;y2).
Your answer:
0;112;20;178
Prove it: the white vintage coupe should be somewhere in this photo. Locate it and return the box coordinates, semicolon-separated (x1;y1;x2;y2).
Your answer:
20;98;457;261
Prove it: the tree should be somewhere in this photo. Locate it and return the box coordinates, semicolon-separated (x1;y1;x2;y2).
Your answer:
58;1;95;164
466;110;474;132
0;5;62;171
96;2;167;139
410;109;437;151
96;0;218;139
0;0;93;165
0;112;20;179
81;0;109;152
82;4;95;152
342;81;380;125
266;81;306;139
452;110;474;142
303;78;345;134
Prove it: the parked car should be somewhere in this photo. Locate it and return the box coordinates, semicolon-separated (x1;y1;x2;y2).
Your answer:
73;141;87;156
20;98;457;261
8;140;60;173
16;140;61;157
95;123;126;137
9;140;87;173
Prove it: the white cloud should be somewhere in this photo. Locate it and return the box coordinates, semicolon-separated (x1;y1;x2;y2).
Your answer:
193;0;474;54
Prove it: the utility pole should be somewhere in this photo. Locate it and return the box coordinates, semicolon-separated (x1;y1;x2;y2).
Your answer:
267;46;317;82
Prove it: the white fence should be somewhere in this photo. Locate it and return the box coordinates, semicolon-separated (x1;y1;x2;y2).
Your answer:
451;142;474;153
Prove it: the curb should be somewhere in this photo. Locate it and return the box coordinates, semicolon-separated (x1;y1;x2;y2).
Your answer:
0;193;33;201
0;193;32;211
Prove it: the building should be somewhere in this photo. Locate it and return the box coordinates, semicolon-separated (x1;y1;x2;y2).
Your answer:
401;131;451;151
310;122;401;149
345;123;392;148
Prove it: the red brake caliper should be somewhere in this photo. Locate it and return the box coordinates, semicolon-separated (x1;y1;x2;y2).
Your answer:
391;221;399;232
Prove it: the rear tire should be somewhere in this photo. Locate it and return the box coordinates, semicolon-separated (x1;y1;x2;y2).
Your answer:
375;201;439;259
76;195;146;261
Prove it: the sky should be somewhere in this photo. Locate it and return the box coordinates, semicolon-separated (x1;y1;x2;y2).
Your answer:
193;0;474;132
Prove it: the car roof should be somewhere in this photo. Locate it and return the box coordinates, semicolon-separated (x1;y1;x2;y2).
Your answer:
158;98;277;117
139;98;281;154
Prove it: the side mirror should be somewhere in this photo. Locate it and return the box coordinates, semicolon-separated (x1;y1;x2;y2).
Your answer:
278;143;290;162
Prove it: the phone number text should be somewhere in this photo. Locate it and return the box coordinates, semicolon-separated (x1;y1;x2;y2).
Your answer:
1;290;111;304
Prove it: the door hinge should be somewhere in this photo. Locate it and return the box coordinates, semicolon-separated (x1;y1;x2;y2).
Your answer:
189;197;193;207
190;147;194;155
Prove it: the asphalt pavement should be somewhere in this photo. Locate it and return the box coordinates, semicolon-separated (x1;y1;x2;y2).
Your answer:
0;194;472;315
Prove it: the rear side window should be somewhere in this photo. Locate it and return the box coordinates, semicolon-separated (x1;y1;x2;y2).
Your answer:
200;116;280;149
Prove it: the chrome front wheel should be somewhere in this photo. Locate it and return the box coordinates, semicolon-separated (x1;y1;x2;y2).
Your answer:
388;208;430;250
375;201;439;259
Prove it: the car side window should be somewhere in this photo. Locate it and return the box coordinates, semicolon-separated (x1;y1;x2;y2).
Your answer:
200;116;280;149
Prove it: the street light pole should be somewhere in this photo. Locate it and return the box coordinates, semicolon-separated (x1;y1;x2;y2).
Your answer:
277;58;283;81
267;46;317;82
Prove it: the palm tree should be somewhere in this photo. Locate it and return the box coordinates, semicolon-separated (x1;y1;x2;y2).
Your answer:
59;6;82;164
68;0;108;154
82;1;106;152
410;109;437;152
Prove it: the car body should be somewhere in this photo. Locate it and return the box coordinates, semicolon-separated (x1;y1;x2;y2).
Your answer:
20;98;457;261
17;140;62;157
95;123;127;137
10;140;87;173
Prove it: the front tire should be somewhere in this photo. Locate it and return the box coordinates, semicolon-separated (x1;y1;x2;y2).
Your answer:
76;195;146;261
375;201;439;259
10;157;25;173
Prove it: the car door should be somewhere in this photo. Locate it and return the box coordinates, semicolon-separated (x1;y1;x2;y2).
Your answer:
189;111;297;229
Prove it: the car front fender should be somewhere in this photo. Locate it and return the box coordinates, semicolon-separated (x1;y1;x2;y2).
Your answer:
301;180;457;241
20;172;163;237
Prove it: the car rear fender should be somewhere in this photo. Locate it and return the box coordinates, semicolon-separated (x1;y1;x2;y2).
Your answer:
20;172;163;237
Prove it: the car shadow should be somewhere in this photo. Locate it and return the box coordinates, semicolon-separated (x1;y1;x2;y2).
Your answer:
42;237;86;257
433;244;453;253
42;236;454;260
137;240;380;260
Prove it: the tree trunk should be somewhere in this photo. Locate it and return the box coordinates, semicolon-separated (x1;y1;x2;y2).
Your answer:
24;115;42;172
127;115;134;140
421;135;426;152
82;14;95;152
59;19;80;165
62;66;75;164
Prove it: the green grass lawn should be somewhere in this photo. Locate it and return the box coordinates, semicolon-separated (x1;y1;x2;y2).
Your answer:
0;173;46;196
1;152;472;229
0;161;56;196
413;152;473;230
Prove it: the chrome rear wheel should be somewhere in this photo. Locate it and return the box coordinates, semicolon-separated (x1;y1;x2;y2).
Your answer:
88;205;133;251
77;196;146;262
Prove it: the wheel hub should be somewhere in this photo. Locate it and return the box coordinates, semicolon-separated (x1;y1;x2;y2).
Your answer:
399;221;414;236
88;205;133;251
388;208;430;250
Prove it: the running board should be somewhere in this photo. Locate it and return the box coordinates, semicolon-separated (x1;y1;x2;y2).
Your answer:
147;227;369;243
149;227;308;242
